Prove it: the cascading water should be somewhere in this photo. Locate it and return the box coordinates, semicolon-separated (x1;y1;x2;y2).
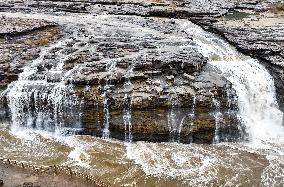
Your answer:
167;88;180;142
180;21;284;145
5;39;82;133
123;93;132;142
102;59;119;139
122;59;136;142
210;92;222;144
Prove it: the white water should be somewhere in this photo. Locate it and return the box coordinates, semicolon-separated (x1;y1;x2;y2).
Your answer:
102;59;119;139
123;60;135;142
122;21;284;184
180;21;284;146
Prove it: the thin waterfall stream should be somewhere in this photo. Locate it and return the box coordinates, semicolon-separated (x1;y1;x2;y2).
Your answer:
0;12;283;186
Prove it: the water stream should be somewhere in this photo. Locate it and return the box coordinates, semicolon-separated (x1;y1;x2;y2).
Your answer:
180;21;284;145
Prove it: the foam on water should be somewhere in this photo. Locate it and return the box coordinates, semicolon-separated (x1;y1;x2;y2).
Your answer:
125;20;284;184
0;122;283;186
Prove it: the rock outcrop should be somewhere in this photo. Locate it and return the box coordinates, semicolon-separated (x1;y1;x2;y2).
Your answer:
2;0;282;143
1;1;282;109
68;16;240;143
0;16;62;123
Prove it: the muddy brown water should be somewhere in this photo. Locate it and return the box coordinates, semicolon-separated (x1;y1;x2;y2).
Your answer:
0;124;283;187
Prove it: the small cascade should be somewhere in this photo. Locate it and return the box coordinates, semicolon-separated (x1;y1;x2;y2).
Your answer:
102;85;111;139
123;93;132;142
122;61;135;142
122;56;147;142
5;39;82;133
210;92;223;143
181;21;284;144
167;87;181;142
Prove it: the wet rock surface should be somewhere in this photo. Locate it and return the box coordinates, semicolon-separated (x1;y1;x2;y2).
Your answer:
0;16;62;87
1;1;282;109
7;14;238;143
3;0;282;143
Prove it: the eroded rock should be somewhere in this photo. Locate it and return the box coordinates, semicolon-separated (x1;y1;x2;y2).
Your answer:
0;16;62;87
204;11;284;110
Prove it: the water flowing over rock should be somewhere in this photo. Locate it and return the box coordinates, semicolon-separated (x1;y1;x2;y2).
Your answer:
5;39;83;133
0;16;61;87
202;11;284;111
181;20;284;144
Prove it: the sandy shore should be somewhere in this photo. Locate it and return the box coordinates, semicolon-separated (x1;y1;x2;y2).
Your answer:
0;161;105;187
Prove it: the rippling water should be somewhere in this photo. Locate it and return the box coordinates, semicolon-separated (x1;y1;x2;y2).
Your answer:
0;124;283;186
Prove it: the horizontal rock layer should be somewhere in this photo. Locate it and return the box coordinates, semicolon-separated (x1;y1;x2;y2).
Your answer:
0;16;62;87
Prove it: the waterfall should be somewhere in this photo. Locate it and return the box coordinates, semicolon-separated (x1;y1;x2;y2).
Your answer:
180;21;284;145
123;60;135;142
123;92;132;142
210;92;222;144
2;11;283;145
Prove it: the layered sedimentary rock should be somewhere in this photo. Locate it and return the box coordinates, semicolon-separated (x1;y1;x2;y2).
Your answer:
0;12;241;143
203;10;284;110
69;16;240;143
0;16;62;123
2;0;283;143
0;16;61;87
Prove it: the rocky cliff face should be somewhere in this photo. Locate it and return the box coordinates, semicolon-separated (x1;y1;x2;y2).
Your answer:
0;16;62;123
1;0;282;143
65;16;240;143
